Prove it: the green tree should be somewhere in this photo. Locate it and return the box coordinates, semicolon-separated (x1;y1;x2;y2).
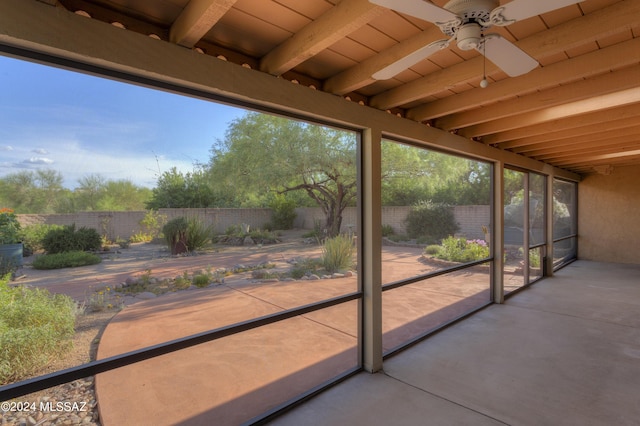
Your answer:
75;174;107;211
146;166;216;209
96;180;152;211
209;112;357;237
0;170;65;213
381;140;492;206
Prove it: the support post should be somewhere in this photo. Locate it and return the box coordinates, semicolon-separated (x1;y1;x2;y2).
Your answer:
545;173;555;276
358;127;383;373
492;161;504;304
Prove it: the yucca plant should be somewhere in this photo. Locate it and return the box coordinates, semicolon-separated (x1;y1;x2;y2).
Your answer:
185;217;213;252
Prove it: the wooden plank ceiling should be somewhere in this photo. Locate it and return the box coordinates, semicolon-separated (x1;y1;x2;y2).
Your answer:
54;0;640;176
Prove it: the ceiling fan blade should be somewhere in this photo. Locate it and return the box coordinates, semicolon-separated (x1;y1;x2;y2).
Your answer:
493;0;584;24
477;34;538;77
373;39;450;80
368;0;458;24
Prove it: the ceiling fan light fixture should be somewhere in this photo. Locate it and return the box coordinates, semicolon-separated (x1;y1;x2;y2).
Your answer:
456;23;482;50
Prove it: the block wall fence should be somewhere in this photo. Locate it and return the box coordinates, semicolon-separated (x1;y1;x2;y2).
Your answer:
18;206;490;241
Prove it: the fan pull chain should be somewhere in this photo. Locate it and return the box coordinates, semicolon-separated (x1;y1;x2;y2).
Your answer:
480;36;488;88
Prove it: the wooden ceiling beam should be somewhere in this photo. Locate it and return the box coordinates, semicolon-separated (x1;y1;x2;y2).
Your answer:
369;0;640;111
170;0;237;48
500;116;640;151
410;37;640;122
459;81;640;138
260;0;384;76
551;149;640;167
572;157;640;173
514;126;640;155
485;104;640;146
444;64;640;132
532;136;640;160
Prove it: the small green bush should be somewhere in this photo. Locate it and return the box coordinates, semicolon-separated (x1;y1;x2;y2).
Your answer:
225;224;243;237
192;274;210;288
289;257;321;279
269;195;297;230
42;224;102;254
20;224;63;256
248;228;279;243
0;275;77;384
430;236;489;263
322;233;354;273
139;210;167;241
381;224;395;237
32;251;102;270
404;201;459;244
129;231;151;243
424;244;441;255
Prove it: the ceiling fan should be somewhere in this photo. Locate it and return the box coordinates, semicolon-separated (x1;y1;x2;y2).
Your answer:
369;0;584;81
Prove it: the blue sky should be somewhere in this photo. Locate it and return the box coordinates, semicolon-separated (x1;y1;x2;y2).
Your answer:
0;55;246;188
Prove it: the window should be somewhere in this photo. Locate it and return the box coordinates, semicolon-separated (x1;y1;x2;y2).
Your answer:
552;178;578;269
380;139;493;354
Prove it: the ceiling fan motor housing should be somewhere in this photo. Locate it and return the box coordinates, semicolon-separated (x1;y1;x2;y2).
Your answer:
440;0;499;36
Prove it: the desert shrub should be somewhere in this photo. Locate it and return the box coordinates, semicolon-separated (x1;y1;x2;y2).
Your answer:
42;224;102;254
322;233;354;273
115;237;130;248
289;257;321;279
0;275;77;384
248;229;279;244
75;227;103;250
129;231;151;243
269;195;297;230
20;224;64;256
138;210;167;241
32;251;102;270
430;236;489;263
192;274;210;288
164;217;212;254
163;217;188;254
424;244;441;255
404;201;459;244
0;208;21;245
381;224;395;237
185;217;213;252
225;224;243;237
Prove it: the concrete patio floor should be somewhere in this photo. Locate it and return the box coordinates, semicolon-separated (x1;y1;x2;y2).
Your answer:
273;260;640;426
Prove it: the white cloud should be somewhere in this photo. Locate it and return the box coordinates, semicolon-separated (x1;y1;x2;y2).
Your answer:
32;148;49;155
24;157;54;165
1;145;13;151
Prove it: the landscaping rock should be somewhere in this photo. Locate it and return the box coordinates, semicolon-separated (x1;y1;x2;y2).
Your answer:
331;273;345;278
136;291;157;300
308;274;320;280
